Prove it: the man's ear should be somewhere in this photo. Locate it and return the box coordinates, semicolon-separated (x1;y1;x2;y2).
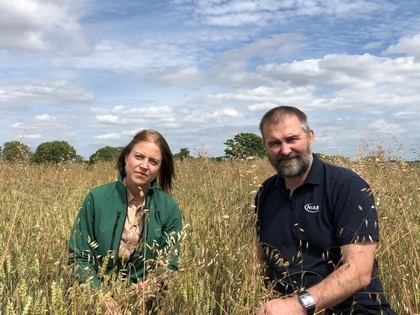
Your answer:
309;129;314;146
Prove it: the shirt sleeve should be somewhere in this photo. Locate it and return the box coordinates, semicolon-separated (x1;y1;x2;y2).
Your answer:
332;174;380;246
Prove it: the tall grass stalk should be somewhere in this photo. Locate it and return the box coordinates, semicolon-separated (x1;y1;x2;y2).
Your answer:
0;149;418;314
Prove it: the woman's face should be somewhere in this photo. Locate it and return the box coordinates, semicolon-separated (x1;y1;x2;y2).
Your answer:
124;141;162;191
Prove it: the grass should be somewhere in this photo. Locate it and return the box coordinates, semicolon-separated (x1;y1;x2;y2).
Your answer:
0;150;418;314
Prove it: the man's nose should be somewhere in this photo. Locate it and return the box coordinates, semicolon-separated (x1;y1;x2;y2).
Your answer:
280;143;292;156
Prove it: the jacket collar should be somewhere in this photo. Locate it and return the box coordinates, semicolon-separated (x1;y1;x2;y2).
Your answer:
117;170;158;192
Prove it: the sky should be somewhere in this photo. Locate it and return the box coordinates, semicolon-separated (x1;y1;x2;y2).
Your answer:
1;0;419;160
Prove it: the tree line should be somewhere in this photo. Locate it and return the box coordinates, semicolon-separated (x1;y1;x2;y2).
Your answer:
0;133;266;164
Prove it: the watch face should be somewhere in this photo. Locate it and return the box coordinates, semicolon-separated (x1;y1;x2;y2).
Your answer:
299;291;316;313
302;293;315;305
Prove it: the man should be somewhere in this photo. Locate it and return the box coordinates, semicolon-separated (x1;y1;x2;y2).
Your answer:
255;106;395;314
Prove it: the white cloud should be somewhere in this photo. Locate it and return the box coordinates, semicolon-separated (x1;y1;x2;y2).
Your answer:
24;134;42;139
10;122;24;128
362;41;383;50
182;0;391;27
248;102;278;112
369;119;405;134
0;0;89;51
95;133;121;140
213;108;241;118
383;34;420;59
158;67;204;84
200;108;242;123
393;111;420;119
0;83;94;104
96;115;124;124
34;114;56;121
208;85;314;108
53;39;198;73
112;105;125;113
95;106;176;126
123;106;173;118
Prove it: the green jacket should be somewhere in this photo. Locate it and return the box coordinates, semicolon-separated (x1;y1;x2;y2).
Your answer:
68;173;182;288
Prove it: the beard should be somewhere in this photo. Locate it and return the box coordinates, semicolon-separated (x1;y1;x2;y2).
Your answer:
271;147;312;178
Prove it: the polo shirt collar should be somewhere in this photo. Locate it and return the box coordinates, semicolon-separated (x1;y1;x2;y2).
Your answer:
304;154;323;185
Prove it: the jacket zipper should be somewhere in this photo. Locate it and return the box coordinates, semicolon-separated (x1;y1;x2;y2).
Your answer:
110;211;121;251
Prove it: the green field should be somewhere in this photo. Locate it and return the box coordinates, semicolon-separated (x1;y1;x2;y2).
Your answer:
0;154;418;314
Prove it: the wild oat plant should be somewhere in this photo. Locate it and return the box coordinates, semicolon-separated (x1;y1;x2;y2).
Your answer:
0;147;418;314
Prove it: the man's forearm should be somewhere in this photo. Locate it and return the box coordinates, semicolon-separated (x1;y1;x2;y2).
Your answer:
306;261;366;311
256;242;376;314
303;242;376;312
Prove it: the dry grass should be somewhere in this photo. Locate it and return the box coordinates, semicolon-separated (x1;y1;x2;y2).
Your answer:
0;150;418;314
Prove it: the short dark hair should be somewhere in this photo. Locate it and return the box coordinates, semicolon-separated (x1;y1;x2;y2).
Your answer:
259;106;311;136
116;129;175;192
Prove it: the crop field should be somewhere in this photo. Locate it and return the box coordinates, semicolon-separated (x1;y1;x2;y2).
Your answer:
0;152;419;314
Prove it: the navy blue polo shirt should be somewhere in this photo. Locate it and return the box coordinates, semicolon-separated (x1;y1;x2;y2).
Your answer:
256;154;392;311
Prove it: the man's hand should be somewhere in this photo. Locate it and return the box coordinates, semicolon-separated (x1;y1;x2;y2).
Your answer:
256;296;306;315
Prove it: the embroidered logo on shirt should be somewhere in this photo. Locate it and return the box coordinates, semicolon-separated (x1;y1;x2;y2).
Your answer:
304;203;320;213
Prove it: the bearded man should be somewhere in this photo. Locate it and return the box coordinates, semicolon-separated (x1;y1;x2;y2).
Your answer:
255;106;395;315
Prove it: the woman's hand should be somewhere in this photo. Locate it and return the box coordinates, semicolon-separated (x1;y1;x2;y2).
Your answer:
136;279;151;295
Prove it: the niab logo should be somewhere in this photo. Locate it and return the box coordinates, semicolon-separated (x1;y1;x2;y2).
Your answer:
304;203;320;213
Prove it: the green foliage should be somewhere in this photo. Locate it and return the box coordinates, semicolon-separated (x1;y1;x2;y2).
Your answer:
224;133;265;159
31;141;76;163
74;155;86;164
174;148;191;160
88;146;122;164
1;141;32;162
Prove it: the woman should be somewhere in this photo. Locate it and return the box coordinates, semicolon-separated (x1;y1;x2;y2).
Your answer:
68;129;182;295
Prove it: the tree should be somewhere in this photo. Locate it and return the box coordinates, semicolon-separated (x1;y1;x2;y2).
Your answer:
89;146;123;164
31;141;77;163
2;141;32;162
174;148;191;160
224;133;266;159
74;155;86;164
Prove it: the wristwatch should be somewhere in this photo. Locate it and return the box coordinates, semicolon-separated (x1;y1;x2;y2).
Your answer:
297;290;316;315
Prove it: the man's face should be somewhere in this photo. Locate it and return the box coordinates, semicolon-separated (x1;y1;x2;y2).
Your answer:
262;115;314;177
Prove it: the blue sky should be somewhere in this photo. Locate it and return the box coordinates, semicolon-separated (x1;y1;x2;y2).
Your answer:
1;0;419;160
